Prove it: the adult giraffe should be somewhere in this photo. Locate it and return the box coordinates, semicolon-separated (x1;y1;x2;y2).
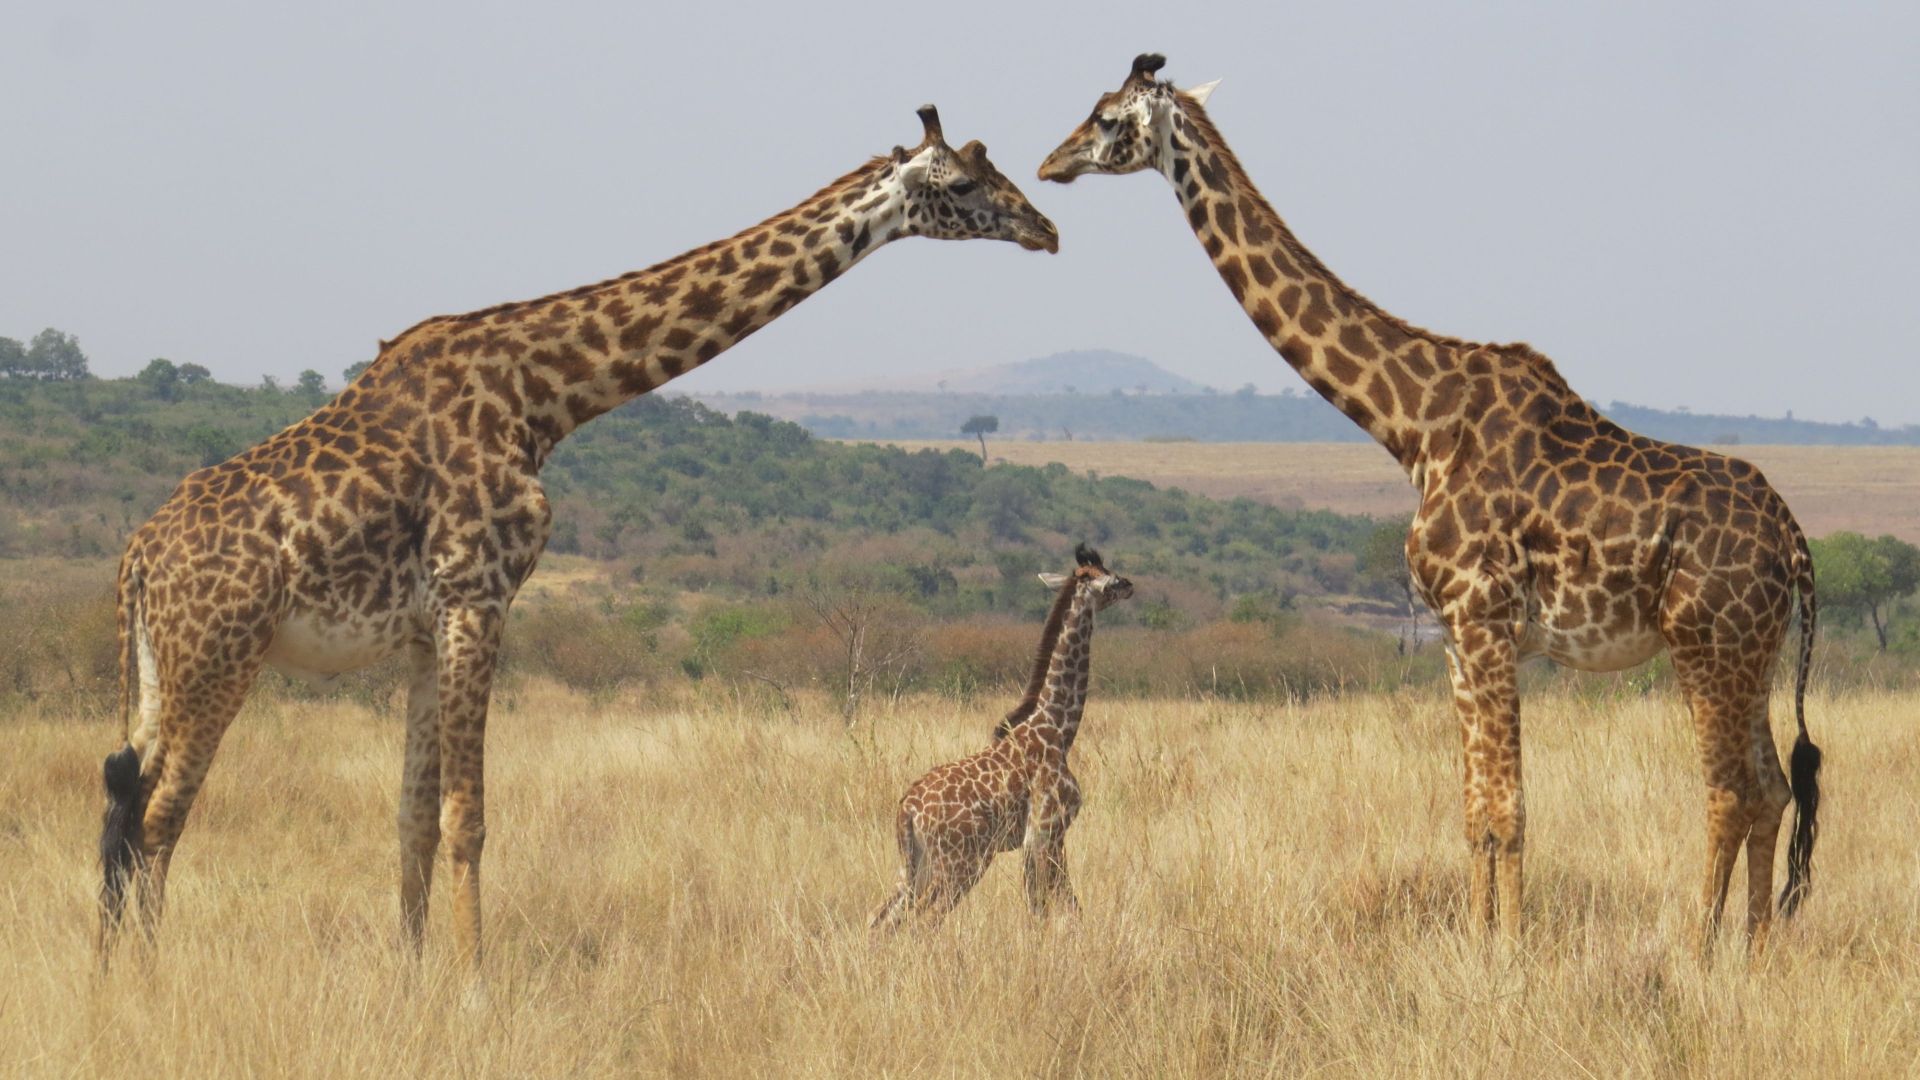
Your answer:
98;105;1058;966
1039;55;1820;950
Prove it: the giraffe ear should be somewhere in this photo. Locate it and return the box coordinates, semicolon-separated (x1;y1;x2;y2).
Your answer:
898;155;930;191
1182;79;1221;107
1037;572;1069;589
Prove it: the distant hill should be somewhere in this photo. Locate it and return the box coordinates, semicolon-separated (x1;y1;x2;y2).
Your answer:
686;382;1920;447
810;349;1207;396
685;386;1366;443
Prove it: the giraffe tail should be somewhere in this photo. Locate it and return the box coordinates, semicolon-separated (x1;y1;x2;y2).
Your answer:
99;553;147;943
1779;524;1822;918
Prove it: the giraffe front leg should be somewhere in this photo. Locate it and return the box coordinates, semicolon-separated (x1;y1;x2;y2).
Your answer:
435;605;504;968
1445;626;1523;939
1024;840;1077;917
1023;782;1082;917
398;637;441;953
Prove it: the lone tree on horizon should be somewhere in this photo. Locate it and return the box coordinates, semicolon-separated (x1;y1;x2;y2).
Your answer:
1811;531;1920;650
961;414;999;462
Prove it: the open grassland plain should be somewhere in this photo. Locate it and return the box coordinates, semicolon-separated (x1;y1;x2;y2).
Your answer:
872;441;1920;543
4;683;1918;1077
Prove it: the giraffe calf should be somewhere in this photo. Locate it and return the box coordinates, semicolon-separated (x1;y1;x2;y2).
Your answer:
871;545;1131;929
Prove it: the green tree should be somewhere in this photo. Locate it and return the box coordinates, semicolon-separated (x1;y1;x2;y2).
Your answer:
177;362;212;385
296;369;328;398
960;414;999;462
182;423;238;467
970;468;1037;541
1810;531;1920;650
342;360;372;384
138;358;181;401
1357;516;1419;652
25;328;89;380
0;336;24;377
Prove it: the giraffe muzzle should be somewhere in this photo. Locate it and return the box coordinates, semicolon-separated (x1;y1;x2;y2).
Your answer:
1037;149;1083;184
1016;215;1061;253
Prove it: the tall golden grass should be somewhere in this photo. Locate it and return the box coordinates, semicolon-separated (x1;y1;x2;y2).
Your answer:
3;682;1915;1077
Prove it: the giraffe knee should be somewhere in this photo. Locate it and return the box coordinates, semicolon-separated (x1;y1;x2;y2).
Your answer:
397;807;440;854
1746;780;1790;827
140;788;195;854
1486;792;1525;853
442;824;484;863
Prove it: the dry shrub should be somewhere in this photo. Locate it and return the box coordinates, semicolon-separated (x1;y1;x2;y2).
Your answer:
922;618;1036;696
503;600;665;694
719;595;927;718
0;565;118;713
1097;615;1395;699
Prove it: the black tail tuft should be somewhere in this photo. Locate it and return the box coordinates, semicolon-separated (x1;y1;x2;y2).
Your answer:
1778;731;1822;917
99;744;145;935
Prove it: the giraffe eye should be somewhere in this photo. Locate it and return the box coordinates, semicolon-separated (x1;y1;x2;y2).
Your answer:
948;180;977;197
1095;115;1119;132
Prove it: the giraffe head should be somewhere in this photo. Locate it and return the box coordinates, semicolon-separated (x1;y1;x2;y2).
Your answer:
1036;53;1218;184
895;105;1059;253
1039;543;1134;611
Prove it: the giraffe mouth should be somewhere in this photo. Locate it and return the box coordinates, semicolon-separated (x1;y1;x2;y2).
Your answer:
1015;218;1060;253
1036;157;1082;182
1037;153;1081;184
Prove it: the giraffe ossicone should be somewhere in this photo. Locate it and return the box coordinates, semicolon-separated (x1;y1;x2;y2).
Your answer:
1041;55;1822;952
95;105;1058;967
870;545;1133;930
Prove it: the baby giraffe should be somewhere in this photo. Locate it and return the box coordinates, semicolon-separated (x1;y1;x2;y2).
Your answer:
871;545;1133;929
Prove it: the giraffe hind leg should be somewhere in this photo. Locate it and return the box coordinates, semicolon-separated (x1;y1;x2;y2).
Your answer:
1742;694;1794;950
136;661;262;930
398;637;441;952
1670;647;1771;958
432;604;506;967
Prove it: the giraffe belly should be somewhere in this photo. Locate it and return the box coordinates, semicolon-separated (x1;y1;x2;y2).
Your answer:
264;609;414;684
1521;621;1665;673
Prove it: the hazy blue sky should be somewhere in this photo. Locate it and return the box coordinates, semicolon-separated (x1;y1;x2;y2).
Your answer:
3;1;1914;423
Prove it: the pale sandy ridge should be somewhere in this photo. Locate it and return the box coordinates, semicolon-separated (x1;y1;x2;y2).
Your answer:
870;440;1920;542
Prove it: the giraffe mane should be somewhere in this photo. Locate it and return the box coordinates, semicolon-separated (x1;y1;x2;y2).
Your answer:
375;155;897;352
1172;94;1574;395
991;570;1081;742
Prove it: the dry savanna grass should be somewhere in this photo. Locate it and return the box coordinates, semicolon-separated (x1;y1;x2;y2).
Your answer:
4;681;1918;1077
875;441;1920;543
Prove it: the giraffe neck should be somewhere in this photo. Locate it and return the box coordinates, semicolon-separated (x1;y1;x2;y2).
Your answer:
1028;589;1096;754
1155;103;1490;475
386;154;919;462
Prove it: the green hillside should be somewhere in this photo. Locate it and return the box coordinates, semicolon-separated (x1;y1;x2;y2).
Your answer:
0;375;1378;604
